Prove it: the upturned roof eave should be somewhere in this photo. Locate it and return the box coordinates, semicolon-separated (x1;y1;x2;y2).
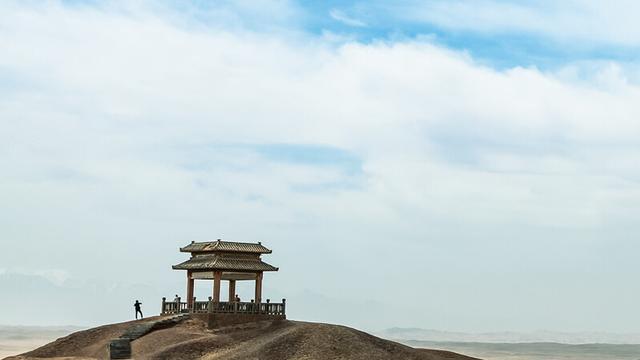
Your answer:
178;248;273;254
171;257;279;272
171;265;279;271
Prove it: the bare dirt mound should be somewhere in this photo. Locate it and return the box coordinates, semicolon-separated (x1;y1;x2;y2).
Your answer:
7;317;480;360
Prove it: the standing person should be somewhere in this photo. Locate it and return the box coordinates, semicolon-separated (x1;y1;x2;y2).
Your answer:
134;300;143;320
173;294;180;312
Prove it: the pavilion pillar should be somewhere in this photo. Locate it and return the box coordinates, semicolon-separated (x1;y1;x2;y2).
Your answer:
213;271;222;303
186;270;194;310
254;272;263;304
228;280;236;302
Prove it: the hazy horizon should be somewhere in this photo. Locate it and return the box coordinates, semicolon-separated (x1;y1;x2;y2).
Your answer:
2;0;640;335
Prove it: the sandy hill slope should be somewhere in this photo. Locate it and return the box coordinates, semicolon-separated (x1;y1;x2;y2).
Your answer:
6;316;480;360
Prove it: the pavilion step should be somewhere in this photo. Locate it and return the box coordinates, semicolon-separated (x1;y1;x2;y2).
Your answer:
108;314;190;359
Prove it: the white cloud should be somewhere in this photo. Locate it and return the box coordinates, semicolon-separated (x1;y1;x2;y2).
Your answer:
1;1;640;331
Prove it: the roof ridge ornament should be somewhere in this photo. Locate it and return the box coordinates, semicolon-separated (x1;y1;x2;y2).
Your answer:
179;239;272;254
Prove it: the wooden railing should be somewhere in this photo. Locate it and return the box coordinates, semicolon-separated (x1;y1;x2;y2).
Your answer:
193;300;209;313
161;297;286;316
161;299;189;314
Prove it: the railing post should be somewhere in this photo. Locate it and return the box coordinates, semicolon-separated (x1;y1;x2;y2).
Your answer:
176;297;181;313
282;298;286;316
193;297;197;313
266;299;270;315
161;297;166;315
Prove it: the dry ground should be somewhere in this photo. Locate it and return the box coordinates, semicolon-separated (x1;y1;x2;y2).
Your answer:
5;317;480;360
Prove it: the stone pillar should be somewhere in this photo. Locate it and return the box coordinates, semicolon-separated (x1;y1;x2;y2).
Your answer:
213;271;222;303
254;272;263;304
228;280;236;302
186;271;194;311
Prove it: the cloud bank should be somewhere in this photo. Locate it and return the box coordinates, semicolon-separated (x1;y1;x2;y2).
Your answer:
1;1;640;332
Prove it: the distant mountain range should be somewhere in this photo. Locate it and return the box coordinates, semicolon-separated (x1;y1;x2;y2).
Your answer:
377;327;640;345
0;325;83;342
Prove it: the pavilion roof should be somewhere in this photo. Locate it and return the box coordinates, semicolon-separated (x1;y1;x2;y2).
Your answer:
180;240;272;254
172;254;278;272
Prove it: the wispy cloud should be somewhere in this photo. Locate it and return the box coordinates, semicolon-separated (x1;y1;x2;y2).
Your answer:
329;8;367;27
397;0;640;46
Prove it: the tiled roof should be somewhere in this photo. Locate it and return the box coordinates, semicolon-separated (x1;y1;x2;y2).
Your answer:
180;240;272;254
172;255;278;272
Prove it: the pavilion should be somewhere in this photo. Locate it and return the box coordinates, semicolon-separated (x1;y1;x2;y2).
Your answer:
163;239;283;316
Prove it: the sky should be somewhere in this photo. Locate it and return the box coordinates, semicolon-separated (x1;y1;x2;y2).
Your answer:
1;0;640;334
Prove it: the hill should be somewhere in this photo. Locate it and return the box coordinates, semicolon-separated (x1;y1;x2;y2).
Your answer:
5;316;479;360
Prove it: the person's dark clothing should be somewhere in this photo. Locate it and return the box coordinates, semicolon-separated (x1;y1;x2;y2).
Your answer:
134;301;143;319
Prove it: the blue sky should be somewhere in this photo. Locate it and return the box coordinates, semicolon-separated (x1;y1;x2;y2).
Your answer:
126;0;640;70
57;0;640;68
1;0;640;335
299;1;640;69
